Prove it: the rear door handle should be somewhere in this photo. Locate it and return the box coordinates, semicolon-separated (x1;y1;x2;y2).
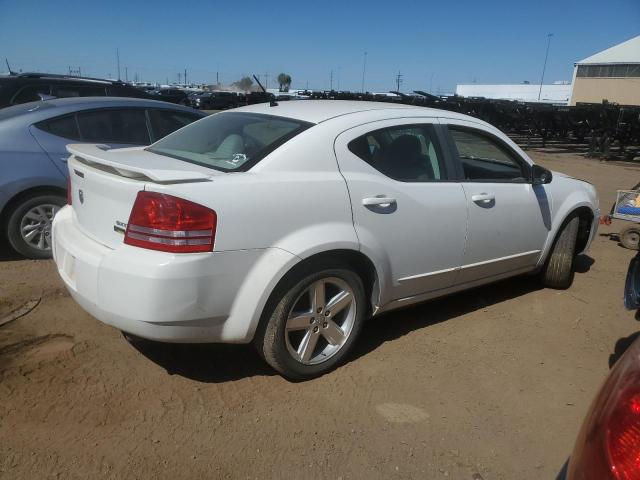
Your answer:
362;196;397;207
471;193;495;204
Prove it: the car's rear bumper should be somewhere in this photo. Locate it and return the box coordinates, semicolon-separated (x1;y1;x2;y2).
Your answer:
52;206;295;343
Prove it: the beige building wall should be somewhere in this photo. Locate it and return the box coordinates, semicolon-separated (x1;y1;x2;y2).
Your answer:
570;77;640;105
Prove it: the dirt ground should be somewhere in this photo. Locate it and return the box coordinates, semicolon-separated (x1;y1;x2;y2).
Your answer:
1;149;640;480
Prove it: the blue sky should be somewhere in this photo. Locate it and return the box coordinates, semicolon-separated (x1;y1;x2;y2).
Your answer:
1;0;638;93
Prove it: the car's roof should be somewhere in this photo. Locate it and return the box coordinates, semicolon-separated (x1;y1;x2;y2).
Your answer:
233;100;473;124
0;97;203;125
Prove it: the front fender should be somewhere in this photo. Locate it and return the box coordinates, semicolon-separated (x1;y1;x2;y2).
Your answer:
539;183;598;264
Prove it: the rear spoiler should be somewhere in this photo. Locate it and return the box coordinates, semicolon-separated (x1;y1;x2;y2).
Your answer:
66;144;214;183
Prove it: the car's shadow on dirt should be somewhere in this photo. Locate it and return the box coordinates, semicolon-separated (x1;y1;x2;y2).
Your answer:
127;338;277;382
128;255;593;383
0;241;23;262
350;274;546;364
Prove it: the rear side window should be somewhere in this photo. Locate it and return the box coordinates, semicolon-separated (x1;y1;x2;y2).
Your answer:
147;112;313;172
11;84;52;104
348;124;445;182
148;109;200;141
38;114;81;140
449;128;526;182
77;109;150;144
55;85;107;98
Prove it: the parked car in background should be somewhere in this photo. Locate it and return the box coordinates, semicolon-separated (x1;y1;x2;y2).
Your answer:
0;73;153;109
191;91;240;110
0;97;205;259
147;88;189;105
561;253;640;480
53;101;599;379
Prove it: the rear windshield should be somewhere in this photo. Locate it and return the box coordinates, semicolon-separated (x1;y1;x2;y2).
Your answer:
147;112;313;172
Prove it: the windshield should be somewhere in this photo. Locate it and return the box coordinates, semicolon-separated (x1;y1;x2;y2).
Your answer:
147;112;313;172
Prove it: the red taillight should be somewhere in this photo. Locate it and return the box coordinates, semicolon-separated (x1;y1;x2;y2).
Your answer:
124;191;216;253
567;342;640;480
607;375;640;479
66;176;72;205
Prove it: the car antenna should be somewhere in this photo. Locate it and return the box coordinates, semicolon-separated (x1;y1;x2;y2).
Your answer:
5;58;16;75
253;74;277;107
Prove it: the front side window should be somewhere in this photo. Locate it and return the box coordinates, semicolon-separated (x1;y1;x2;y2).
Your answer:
147;112;313;172
11;84;52;104
348;124;444;182
449;128;526;182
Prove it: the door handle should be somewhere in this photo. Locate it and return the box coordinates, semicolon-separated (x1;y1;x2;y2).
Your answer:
362;196;397;207
471;193;495;204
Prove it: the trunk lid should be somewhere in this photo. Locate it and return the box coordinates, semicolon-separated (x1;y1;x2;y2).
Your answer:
66;144;216;249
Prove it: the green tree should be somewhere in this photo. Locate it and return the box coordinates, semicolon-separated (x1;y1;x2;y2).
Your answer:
277;73;292;92
233;76;253;91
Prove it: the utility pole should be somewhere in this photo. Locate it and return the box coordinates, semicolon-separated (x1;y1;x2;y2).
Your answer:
263;72;269;89
125;67;128;82
216;71;219;85
395;71;403;91
538;33;553;101
178;72;181;84
184;68;187;85
330;70;334;90
361;51;367;93
116;48;121;80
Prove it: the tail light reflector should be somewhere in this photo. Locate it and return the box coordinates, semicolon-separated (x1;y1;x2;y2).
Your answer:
124;191;216;253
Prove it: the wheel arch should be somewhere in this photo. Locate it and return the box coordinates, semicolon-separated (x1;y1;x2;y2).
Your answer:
540;203;595;264
251;248;381;342
0;185;67;232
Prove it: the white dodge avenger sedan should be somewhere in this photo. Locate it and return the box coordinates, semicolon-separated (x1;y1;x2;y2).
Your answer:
53;101;599;379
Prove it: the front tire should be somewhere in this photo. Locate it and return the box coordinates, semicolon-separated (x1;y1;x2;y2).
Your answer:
6;194;65;259
541;215;580;289
255;266;366;380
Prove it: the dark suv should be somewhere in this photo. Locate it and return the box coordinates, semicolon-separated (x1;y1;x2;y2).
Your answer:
191;91;241;110
0;73;155;109
147;88;190;105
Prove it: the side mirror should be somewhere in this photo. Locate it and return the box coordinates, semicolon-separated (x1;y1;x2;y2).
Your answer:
532;165;553;185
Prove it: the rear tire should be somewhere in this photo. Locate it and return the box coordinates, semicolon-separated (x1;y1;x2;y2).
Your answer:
254;264;366;380
620;225;640;250
6;194;65;259
541;215;580;289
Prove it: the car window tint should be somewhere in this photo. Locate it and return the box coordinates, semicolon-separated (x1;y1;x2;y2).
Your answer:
148;109;200;140
348;125;444;182
147;112;312;172
40;115;80;140
56;85;107;98
77;109;149;144
449;128;525;182
12;84;52;104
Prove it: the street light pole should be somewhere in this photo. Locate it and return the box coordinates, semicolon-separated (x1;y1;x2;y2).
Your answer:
538;33;553;101
361;52;367;93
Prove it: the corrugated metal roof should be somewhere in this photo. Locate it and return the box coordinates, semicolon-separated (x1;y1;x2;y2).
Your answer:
577;35;640;65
